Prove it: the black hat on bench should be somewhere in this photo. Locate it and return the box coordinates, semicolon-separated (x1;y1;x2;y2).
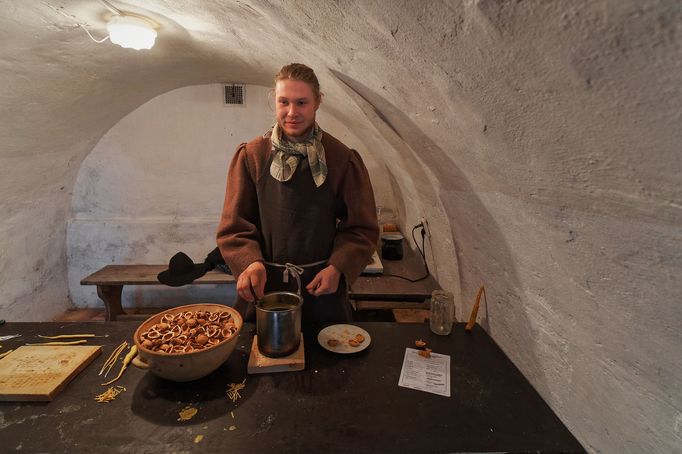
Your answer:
157;252;209;287
158;248;231;287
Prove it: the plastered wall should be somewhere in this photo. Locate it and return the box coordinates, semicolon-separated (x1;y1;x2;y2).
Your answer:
68;83;393;309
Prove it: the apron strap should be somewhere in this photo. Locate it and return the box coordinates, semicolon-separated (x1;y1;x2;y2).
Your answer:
263;259;328;295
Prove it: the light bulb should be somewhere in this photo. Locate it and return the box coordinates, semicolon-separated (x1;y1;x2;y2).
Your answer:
106;15;156;50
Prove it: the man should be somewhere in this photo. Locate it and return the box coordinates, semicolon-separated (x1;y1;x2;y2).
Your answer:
217;63;379;323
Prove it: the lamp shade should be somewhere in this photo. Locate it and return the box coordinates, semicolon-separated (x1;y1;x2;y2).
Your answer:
106;15;157;50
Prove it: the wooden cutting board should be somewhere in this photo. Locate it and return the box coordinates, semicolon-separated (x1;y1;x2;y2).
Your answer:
0;345;102;401
247;335;304;374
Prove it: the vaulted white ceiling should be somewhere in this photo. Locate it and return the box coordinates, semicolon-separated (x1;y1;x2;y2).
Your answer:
1;2;680;452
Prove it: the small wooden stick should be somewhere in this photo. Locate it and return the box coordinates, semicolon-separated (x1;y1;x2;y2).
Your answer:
99;341;128;376
95;385;126;403
38;334;108;339
26;340;88;346
0;349;14;359
101;346;137;386
465;286;487;332
226;379;246;403
103;343;128;378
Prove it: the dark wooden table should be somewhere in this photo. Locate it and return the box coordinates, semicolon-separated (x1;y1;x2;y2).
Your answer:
350;244;440;306
0;321;583;453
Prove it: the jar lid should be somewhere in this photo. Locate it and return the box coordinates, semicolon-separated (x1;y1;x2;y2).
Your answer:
381;233;404;241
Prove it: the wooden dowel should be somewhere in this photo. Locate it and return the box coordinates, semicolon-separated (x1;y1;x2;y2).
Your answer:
465;286;486;332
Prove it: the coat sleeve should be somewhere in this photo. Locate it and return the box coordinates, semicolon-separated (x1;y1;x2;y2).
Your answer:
216;144;263;278
328;149;380;284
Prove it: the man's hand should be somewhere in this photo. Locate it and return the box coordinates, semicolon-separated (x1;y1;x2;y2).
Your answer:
306;264;342;296
237;261;266;302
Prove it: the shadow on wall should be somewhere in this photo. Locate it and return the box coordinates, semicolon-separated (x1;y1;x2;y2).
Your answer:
386;168;408;230
330;69;545;385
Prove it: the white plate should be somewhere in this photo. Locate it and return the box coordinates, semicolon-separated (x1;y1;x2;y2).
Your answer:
318;324;371;354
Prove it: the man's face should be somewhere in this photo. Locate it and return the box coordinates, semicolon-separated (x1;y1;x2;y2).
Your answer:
275;79;320;140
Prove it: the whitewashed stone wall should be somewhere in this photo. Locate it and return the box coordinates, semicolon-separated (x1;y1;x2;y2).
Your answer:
68;84;393;309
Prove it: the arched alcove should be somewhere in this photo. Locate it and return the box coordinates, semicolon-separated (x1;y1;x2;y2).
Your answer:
68;83;400;309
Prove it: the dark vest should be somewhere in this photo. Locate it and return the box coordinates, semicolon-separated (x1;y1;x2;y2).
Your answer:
243;147;351;324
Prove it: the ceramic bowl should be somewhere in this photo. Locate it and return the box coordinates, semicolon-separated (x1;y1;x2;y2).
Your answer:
133;303;243;382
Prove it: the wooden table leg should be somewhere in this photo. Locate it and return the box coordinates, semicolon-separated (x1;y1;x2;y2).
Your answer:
96;285;125;321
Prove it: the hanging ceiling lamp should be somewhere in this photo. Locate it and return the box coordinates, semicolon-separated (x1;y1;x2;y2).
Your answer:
95;0;157;50
106;14;157;50
71;1;159;50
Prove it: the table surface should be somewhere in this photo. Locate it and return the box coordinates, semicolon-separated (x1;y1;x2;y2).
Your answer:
0;322;584;453
351;245;441;300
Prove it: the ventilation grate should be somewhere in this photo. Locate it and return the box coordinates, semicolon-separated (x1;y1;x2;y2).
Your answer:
224;84;245;105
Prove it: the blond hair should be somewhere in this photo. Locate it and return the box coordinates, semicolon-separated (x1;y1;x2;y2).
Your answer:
275;63;321;101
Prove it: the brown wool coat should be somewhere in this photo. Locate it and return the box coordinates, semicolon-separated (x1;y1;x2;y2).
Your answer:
216;130;380;285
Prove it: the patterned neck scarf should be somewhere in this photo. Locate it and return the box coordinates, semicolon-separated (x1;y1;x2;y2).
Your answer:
269;122;327;187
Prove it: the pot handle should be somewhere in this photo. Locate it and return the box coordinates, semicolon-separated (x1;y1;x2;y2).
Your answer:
132;355;149;370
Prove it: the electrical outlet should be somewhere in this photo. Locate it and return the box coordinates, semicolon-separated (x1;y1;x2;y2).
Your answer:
419;217;431;238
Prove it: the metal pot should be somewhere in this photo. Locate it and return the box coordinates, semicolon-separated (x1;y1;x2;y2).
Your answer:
381;233;404;260
256;291;302;357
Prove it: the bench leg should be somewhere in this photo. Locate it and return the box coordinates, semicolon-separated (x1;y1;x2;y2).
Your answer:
97;285;126;321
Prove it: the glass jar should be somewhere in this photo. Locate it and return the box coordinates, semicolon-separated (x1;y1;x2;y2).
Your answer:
430;290;454;335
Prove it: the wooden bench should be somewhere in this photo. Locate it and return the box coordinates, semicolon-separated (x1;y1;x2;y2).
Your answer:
81;247;440;321
81;265;235;321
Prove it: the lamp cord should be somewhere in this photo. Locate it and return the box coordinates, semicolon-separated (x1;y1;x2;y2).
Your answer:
381;223;430;283
49;4;110;44
79;23;109;43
